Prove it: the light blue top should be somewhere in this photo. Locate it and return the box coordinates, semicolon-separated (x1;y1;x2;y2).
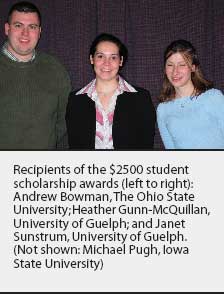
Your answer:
157;89;224;149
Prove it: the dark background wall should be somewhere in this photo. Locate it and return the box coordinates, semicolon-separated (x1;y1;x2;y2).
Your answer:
0;0;223;149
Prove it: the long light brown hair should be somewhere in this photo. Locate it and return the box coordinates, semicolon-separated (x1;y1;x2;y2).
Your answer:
159;40;213;102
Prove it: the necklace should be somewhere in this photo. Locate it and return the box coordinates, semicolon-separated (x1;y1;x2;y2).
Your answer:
180;88;196;108
176;87;196;99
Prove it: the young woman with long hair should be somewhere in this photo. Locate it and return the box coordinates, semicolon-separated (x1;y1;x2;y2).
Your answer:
157;39;224;149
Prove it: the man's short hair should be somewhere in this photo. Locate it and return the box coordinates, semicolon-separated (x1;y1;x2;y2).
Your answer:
7;1;41;25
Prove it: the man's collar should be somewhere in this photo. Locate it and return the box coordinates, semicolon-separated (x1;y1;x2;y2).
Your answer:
1;42;36;62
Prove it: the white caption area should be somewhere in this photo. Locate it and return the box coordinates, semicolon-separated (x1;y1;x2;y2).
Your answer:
0;151;223;292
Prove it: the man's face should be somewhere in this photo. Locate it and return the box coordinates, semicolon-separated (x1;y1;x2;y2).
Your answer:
5;11;41;61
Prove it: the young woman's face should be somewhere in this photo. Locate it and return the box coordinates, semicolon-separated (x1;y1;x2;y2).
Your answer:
90;41;123;82
165;52;195;89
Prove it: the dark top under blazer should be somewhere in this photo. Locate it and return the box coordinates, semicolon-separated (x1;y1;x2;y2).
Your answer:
66;86;156;150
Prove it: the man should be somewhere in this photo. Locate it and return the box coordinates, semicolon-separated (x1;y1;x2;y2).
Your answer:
0;1;71;149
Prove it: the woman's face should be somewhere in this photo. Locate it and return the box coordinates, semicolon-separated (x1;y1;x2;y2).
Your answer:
90;41;123;82
165;52;195;89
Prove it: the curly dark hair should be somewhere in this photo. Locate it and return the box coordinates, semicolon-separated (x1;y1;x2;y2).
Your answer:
89;33;128;68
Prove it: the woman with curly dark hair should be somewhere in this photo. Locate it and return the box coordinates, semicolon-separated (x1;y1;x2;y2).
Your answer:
66;33;155;150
